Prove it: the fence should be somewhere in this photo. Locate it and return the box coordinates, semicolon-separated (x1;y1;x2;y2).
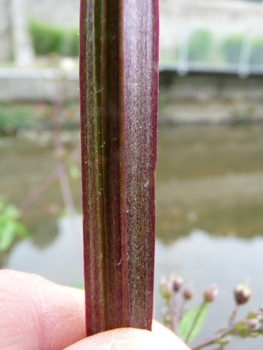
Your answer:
159;25;263;77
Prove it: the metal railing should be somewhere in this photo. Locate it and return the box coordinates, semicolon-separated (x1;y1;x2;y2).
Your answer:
159;26;263;77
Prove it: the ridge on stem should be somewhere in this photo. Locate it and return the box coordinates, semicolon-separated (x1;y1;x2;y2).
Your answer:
79;0;159;336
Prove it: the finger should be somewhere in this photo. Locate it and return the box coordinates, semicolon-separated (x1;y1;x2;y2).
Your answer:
64;327;191;350
0;270;190;350
0;269;86;350
152;320;191;349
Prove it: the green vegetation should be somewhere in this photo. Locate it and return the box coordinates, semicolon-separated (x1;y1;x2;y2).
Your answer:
250;38;263;65
0;201;30;252
162;29;263;68
28;20;79;57
161;276;263;348
188;29;212;62
0;104;30;134
178;304;208;342
0;103;80;134
222;34;244;63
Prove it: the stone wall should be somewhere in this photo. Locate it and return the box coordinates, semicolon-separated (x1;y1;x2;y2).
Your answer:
159;72;263;124
1;67;263;126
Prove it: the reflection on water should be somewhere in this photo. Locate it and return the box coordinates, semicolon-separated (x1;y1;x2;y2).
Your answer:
1;126;263;349
7;216;83;286
156;125;263;241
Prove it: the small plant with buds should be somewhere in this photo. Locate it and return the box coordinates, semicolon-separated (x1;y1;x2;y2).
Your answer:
160;276;263;349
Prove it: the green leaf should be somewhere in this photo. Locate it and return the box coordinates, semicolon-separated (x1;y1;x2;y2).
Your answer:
179;304;208;342
0;216;9;227
0;221;16;251
5;204;20;219
14;222;30;238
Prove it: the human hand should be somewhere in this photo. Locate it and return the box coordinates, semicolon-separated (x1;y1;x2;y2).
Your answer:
0;269;190;350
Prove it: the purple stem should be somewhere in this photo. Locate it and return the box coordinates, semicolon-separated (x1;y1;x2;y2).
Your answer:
52;81;76;219
191;324;236;350
170;295;178;333
124;0;159;329
173;299;187;335
19;145;80;214
229;305;238;327
79;0;159;336
57;165;76;217
185;302;206;344
19;166;63;213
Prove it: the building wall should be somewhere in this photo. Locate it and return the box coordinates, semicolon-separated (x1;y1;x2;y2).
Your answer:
0;0;11;62
27;0;79;27
160;0;263;57
1;0;263;63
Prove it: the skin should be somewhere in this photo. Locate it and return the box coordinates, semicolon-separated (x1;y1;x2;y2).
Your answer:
0;269;190;350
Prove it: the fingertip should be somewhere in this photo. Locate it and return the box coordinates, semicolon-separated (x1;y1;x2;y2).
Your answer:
152;320;190;349
0;269;86;349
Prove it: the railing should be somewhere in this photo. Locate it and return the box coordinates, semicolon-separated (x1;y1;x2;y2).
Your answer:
159;26;263;77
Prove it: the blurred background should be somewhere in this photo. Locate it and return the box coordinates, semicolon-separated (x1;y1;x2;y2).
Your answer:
0;0;263;348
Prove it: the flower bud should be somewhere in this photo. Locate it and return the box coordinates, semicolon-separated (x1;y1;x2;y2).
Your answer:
160;278;173;300
170;275;183;292
236;318;259;332
248;311;257;319
234;284;252;305
183;285;194;300
203;284;218;303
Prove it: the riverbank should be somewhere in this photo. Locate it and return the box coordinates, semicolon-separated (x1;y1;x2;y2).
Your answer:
1;69;263;132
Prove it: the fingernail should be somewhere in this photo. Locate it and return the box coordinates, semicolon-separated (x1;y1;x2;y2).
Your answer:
108;328;177;350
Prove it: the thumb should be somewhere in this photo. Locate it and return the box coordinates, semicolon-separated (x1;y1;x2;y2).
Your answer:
65;327;190;350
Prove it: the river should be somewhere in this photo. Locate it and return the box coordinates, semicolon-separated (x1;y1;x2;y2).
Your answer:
1;125;263;349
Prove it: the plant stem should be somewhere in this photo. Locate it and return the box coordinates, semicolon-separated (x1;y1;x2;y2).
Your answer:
79;0;159;335
173;299;187;335
229;305;238;327
185;302;206;344
57;165;75;216
19;166;62;213
52;80;76;220
123;0;159;329
170;295;178;334
191;324;236;349
19;145;80;213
